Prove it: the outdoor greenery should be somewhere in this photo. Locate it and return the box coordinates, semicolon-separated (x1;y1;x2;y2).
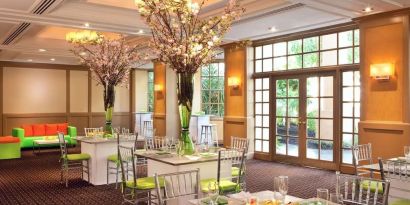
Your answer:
147;71;154;112
201;63;224;116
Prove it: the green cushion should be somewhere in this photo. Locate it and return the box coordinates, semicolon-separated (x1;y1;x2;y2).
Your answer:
391;199;410;205
361;180;383;194
107;154;118;162
126;177;165;190
200;178;238;193
67;153;91;161
232;167;240;177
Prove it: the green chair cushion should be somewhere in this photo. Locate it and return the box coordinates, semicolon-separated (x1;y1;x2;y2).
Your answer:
232;167;240;177
200;178;238;193
107;154;118;162
126;177;165;190
67;153;91;161
361;180;383;194
391;199;410;205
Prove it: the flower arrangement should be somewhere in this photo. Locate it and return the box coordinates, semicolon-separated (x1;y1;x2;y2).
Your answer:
68;33;145;137
135;0;244;154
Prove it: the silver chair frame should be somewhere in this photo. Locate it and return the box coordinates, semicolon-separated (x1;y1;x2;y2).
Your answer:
58;132;90;187
379;158;410;203
217;149;246;194
154;169;200;205
336;171;390;205
353;143;374;177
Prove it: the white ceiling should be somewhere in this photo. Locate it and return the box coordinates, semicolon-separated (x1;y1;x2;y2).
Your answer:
0;0;408;65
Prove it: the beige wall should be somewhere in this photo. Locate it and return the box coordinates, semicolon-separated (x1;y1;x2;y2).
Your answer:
70;70;88;113
134;70;148;112
3;67;66;114
165;66;180;138
91;80;129;112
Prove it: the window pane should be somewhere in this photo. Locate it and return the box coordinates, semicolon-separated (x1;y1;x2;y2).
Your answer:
276;136;286;155
255;78;262;90
343;87;353;101
255;103;262;114
263;78;270;90
343;103;353;117
288;137;298;156
288;40;302;55
263;44;272;58
263;116;270;127
288;99;299;117
307;119;318;138
218;63;224;76
320;50;337;66
263;103;269;115
288;79;299;97
307;77;319;97
202;66;209;76
354;103;360;117
307;98;318;118
354;29;360;46
320;141;333;161
255;60;262;73
255;46;262;59
339;48;353;64
276;80;287;97
255;116;262;127
343;118;353;133
255;140;262;152
354;47;360;63
263;91;269;102
274;42;287;56
303;36;319;52
303;53;319;68
288;55;302;69
210;91;219;103
354;71;360;86
255;128;262;139
273;57;287;71
339;30;353;47
320;119;333;140
354;87;360;101
276;117;286;135
263;59;273;72
342;134;353;148
320;76;333;97
276;99;287;117
288;118;299;137
209;64;218;76
263;141;270;152
263;44;273;58
343;71;354;86
320;33;337;50
320;98;333;118
307;139;319;159
263;128;269;140
255;91;262;102
343;149;353;164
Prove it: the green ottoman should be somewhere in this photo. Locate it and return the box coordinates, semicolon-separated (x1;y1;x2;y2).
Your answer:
0;136;21;159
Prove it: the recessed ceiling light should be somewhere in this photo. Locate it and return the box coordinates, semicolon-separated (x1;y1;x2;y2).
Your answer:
138;29;144;34
27;59;33;62
80;52;87;56
363;6;373;13
38;48;46;52
269;27;277;32
84;22;90;28
50;58;55;61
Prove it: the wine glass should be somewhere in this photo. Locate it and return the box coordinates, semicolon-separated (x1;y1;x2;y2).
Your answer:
329;193;343;204
207;181;219;204
404;146;410;159
274;176;288;203
317;188;329;202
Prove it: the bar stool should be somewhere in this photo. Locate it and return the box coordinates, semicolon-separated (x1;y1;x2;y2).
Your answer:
199;124;218;147
142;120;153;138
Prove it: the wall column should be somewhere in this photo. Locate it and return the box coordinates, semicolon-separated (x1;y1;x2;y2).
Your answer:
355;9;410;161
223;42;254;154
153;61;166;136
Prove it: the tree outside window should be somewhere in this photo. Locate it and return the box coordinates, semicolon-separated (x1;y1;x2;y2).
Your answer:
201;62;224;116
147;71;154;112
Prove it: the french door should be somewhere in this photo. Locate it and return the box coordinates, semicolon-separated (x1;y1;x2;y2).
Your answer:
272;72;339;170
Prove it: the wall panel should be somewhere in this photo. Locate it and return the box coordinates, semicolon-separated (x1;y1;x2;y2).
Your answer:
70;70;89;112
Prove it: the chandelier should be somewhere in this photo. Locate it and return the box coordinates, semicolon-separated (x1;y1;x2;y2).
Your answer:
65;30;102;44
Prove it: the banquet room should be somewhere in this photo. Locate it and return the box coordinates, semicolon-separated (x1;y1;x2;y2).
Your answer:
0;0;410;204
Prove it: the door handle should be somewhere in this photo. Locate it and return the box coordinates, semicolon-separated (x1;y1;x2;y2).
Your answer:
298;120;306;125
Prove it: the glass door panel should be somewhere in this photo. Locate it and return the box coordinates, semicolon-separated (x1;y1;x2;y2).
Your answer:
275;79;300;157
305;75;334;162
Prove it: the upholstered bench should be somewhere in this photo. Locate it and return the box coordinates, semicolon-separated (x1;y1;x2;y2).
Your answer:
0;136;21;159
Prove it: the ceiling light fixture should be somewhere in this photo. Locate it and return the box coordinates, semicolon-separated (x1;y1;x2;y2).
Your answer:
138;29;144;34
38;48;46;52
362;6;373;13
269;27;277;32
50;58;55;61
27;59;33;62
84;22;90;28
80;52;87;56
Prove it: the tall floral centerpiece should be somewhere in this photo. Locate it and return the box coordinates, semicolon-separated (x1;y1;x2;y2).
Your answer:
135;0;244;155
67;33;143;137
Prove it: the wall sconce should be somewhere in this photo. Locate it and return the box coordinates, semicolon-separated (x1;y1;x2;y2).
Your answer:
228;77;240;89
370;63;395;80
154;84;163;92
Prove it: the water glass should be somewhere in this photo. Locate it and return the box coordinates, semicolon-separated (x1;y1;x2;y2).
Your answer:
207;181;219;204
329;193;343;204
405;146;410;158
317;188;329;201
274;176;288;202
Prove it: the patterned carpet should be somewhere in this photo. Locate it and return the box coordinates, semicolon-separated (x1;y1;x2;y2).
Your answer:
0;147;336;205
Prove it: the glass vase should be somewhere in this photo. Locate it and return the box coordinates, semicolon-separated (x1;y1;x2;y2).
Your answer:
177;72;195;155
103;85;115;138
